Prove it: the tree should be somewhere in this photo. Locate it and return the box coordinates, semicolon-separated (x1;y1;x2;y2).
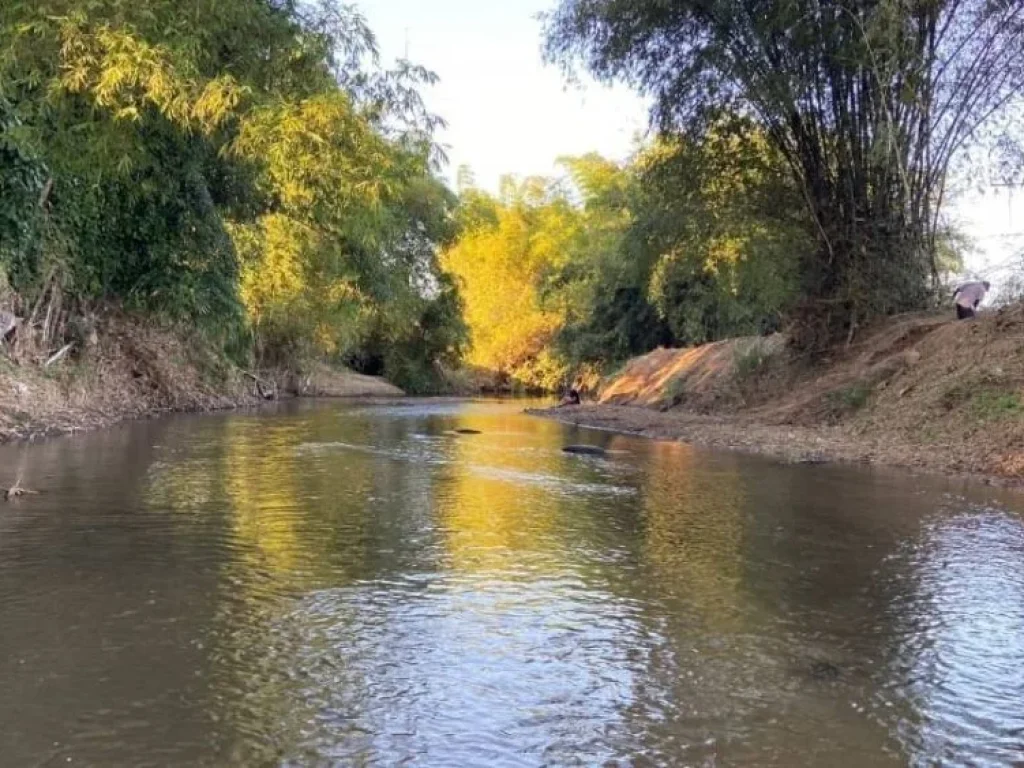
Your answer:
443;178;578;389
546;0;1024;348
0;99;46;287
0;0;465;380
542;153;671;365
633;123;810;345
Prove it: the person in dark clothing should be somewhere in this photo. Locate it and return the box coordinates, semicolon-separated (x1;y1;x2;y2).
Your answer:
558;388;581;407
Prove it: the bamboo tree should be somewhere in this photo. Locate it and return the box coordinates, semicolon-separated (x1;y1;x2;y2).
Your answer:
545;0;1024;348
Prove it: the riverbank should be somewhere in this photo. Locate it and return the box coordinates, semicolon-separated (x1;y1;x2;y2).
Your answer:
530;305;1024;485
0;315;404;443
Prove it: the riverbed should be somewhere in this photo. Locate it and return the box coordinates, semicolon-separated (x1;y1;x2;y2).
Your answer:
1;399;1022;766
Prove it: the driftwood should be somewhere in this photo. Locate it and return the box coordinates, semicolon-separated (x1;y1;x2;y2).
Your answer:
4;484;39;501
45;342;74;368
243;371;278;400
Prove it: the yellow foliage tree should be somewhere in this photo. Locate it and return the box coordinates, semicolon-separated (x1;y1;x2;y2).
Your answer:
442;179;580;389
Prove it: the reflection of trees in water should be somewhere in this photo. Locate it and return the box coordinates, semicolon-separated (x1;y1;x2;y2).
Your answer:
616;442;762;763
169;409;636;762
437;427;565;574
22;402;1012;764
639;441;747;631
142;415;383;761
145;414;434;586
623;446;918;765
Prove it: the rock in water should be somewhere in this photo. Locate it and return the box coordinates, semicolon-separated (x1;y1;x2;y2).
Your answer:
562;445;607;456
454;429;481;435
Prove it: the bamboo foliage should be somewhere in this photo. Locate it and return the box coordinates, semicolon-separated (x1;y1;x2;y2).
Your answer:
0;0;465;386
545;0;1024;347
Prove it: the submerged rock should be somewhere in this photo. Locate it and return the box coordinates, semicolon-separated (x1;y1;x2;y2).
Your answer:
809;661;841;681
562;445;608;456
795;455;829;466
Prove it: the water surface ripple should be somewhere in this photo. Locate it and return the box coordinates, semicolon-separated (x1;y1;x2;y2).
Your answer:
1;399;1023;766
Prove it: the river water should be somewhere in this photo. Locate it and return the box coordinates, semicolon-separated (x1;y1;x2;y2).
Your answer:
1;400;1023;767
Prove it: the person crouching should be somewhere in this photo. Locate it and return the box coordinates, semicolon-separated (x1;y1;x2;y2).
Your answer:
953;280;990;320
558;388;581;407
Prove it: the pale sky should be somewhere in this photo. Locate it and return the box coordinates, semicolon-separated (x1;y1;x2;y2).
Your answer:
360;0;649;193
360;0;1021;286
947;185;1024;294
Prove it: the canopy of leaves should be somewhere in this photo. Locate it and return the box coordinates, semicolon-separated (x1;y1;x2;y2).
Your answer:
443;177;576;390
0;0;464;384
634;122;811;345
448;125;809;386
546;0;1024;348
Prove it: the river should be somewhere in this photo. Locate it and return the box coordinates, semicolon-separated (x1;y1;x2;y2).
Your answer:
1;399;1023;766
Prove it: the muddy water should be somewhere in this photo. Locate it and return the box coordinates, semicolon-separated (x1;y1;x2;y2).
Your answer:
1;400;1023;767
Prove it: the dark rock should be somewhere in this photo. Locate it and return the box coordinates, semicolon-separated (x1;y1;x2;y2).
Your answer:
562;445;608;456
454;429;481;435
809;661;841;681
795;455;829;465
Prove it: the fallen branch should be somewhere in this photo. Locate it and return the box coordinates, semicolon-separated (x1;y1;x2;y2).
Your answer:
243;370;278;400
45;342;74;368
4;484;39;501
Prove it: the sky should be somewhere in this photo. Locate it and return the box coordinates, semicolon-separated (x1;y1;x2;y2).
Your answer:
360;0;1021;286
360;0;649;193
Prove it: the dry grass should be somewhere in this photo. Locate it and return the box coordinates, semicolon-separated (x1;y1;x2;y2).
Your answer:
599;334;787;411
564;305;1024;481
0;314;254;442
289;363;405;398
1;312;412;443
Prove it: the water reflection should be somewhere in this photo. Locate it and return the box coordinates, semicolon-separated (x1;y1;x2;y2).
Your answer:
640;441;746;626
0;400;1022;766
885;509;1024;766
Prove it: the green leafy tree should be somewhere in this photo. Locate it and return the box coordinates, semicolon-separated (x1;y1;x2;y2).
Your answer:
546;0;1024;348
0;0;465;380
635;123;810;345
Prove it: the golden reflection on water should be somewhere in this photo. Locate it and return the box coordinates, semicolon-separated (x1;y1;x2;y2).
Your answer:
114;402;1024;767
223;421;307;575
438;429;564;575
640;440;747;630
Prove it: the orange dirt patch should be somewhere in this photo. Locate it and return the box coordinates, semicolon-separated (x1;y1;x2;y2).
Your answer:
539;305;1024;483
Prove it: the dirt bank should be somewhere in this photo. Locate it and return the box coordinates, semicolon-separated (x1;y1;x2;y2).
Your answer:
287;363;405;398
531;305;1024;484
0;314;404;443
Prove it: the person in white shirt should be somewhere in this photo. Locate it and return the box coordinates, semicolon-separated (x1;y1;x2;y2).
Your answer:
953;280;990;320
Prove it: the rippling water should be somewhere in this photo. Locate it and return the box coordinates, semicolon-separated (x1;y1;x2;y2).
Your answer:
1;399;1023;766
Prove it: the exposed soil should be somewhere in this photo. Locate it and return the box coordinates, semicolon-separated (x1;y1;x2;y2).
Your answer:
0;314;405;444
288;363;405;398
531;305;1024;485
